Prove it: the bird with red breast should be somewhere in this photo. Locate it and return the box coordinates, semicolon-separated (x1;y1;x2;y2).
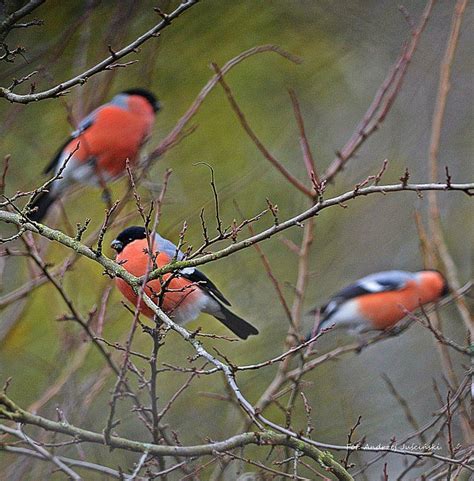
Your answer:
110;226;259;340
309;270;449;337
29;88;160;221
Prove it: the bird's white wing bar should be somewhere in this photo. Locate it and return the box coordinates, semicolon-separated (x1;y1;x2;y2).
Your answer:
358;280;388;293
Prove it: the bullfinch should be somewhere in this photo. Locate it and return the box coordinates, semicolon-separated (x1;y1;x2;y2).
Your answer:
29;89;160;221
110;226;259;340
309;270;449;335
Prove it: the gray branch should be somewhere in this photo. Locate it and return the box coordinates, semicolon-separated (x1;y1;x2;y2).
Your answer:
0;0;199;103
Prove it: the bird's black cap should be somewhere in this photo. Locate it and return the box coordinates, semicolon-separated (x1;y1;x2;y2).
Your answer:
122;88;161;113
111;226;147;253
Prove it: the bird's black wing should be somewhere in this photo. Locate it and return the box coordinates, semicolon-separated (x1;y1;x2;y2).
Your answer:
43;113;97;174
332;273;410;302
44;136;75;174
181;268;231;306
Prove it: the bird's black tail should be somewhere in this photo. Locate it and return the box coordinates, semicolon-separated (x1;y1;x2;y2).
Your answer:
214;305;259;340
28;190;57;222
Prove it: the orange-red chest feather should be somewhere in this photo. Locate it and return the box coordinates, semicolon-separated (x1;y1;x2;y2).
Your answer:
115;238;202;319
65;98;154;177
357;280;423;329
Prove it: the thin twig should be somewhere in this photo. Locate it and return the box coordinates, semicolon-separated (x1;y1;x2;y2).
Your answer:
323;0;435;182
211;62;314;198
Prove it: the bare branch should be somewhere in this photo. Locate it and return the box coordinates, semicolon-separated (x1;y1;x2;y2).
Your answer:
211;62;314;198
0;0;45;42
323;0;435;182
0;1;199;103
288;88;318;184
2;182;472;284
151;44;302;159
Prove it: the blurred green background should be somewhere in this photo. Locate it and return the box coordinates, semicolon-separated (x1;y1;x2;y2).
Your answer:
0;0;472;479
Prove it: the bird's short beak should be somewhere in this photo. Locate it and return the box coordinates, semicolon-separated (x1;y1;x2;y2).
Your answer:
110;239;123;252
154;100;161;113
